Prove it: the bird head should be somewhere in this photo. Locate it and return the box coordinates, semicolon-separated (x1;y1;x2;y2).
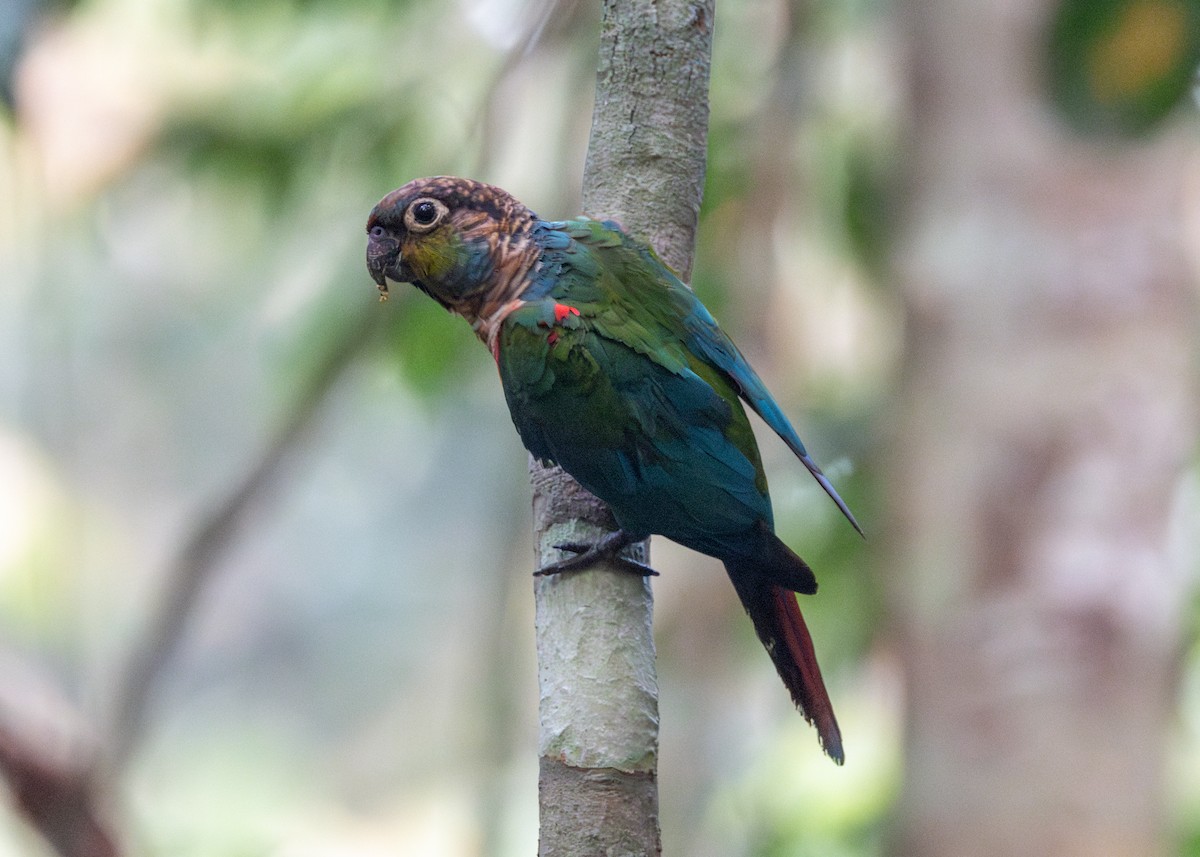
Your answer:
365;176;540;321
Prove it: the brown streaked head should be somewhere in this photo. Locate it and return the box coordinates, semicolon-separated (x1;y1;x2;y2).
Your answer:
365;176;541;320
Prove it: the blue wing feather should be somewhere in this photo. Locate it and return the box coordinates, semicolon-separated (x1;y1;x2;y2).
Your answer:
677;296;864;536
554;218;863;536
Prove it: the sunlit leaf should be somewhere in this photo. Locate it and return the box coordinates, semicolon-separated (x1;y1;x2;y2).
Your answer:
1046;0;1200;135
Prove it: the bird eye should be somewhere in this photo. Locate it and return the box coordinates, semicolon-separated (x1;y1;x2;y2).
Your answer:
369;225;386;239
403;197;448;233
413;202;436;224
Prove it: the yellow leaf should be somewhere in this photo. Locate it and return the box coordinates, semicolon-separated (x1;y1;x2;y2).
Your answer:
1087;0;1188;103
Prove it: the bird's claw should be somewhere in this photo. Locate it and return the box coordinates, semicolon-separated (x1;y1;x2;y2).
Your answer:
535;531;657;578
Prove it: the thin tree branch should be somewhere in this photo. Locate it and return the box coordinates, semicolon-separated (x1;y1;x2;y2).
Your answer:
106;302;386;767
534;1;714;854
0;726;117;857
0;649;119;857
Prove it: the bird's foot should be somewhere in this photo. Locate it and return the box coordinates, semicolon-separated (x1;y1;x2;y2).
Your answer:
536;529;657;578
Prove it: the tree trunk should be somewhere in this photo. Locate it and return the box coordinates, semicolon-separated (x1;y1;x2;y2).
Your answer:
886;2;1198;855
533;1;713;855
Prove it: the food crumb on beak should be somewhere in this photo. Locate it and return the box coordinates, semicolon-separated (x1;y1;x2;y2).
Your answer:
377;281;389;302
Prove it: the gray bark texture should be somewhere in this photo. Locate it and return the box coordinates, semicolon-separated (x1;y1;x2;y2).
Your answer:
533;1;714;855
887;1;1198;855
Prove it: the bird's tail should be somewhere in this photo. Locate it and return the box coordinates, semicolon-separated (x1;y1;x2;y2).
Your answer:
725;532;843;764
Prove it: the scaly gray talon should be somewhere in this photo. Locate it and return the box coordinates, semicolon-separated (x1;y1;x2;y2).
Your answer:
535;530;657;577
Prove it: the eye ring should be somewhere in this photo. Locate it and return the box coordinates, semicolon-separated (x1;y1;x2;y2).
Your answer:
404;197;448;233
369;224;386;238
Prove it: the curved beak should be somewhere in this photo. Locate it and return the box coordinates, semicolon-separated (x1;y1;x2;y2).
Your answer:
366;238;401;297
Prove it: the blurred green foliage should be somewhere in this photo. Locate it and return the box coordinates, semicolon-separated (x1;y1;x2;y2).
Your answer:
0;0;896;854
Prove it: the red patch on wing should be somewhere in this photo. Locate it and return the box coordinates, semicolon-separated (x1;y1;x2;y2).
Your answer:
553;303;580;323
547;331;559;346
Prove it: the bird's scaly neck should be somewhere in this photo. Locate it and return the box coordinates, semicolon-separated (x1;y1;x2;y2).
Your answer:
439;208;540;343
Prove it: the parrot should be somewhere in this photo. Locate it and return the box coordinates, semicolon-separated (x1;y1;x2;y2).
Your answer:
366;176;861;763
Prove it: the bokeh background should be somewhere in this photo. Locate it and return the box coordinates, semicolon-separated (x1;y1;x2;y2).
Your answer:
0;0;1197;855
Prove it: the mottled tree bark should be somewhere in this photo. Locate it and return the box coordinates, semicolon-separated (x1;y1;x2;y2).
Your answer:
887;2;1198;856
533;1;713;855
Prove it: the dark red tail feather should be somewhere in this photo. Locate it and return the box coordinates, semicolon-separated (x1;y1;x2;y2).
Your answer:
726;551;843;764
769;584;843;763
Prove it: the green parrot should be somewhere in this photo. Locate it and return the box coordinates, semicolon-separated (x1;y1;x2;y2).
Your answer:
367;176;860;763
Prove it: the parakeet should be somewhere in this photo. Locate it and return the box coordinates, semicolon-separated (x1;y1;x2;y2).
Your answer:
366;176;860;763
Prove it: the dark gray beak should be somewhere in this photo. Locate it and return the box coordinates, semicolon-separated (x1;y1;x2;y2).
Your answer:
366;238;400;297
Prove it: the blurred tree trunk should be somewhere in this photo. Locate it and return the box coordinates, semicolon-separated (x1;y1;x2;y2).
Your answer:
533;1;713;855
886;2;1198;856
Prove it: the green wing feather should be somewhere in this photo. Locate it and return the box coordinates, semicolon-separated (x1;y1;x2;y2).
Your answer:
497;302;773;558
